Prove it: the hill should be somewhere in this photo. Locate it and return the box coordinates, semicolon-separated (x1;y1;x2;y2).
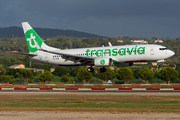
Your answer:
0;26;105;38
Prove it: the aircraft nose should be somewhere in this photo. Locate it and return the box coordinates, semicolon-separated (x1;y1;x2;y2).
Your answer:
169;50;175;57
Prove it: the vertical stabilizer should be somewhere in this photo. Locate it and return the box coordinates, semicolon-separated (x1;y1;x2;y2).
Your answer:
22;22;60;53
22;22;43;53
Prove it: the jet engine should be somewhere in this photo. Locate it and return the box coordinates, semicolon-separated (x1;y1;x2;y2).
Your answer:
94;58;113;67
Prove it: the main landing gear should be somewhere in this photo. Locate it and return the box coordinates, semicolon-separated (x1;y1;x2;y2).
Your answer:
87;67;94;72
100;67;106;72
87;67;106;72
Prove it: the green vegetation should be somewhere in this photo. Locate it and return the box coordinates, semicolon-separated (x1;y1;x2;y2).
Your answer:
16;69;34;84
139;67;154;83
0;75;14;84
157;67;178;83
60;75;69;83
0;94;180;113
37;70;54;84
116;67;133;84
77;68;92;84
96;67;115;81
0;66;177;84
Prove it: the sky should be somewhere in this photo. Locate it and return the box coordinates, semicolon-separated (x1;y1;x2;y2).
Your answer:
0;0;180;38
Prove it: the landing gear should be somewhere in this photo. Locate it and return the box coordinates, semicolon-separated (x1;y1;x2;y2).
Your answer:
87;67;94;72
100;67;106;72
87;67;106;72
157;63;160;68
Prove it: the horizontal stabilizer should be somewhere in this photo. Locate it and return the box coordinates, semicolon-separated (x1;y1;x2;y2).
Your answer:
9;51;37;56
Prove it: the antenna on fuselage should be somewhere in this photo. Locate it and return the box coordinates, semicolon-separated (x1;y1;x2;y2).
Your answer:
108;42;112;46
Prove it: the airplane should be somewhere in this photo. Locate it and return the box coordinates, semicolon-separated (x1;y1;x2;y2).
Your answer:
14;22;175;72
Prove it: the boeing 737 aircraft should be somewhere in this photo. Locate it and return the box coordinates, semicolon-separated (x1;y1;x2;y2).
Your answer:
15;22;175;72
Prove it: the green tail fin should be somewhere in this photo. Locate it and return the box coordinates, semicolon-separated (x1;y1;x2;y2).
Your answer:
22;22;43;53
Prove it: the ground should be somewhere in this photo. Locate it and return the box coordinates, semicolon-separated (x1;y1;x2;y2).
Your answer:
0;112;180;120
0;92;180;119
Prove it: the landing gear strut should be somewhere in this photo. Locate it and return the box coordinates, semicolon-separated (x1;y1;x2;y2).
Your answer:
87;66;94;72
157;63;160;68
100;67;106;72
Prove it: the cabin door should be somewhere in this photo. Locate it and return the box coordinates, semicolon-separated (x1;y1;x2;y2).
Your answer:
150;47;154;55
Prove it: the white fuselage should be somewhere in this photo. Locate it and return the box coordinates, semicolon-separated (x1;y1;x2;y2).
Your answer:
30;44;174;66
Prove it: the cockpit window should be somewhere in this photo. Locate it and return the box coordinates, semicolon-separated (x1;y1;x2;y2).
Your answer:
159;48;168;50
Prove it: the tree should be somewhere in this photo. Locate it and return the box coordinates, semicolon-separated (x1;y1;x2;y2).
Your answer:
138;67;154;84
0;75;6;83
116;67;133;84
52;67;68;76
69;67;80;77
0;75;14;83
37;70;54;83
157;67;178;83
16;69;34;84
133;69;141;79
77;68;92;84
96;67;115;82
60;75;69;83
0;64;6;75
6;75;14;83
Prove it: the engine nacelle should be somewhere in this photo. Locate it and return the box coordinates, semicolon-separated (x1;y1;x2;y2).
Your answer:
115;63;133;67
94;58;113;67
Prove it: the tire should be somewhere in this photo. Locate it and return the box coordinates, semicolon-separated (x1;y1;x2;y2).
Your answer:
100;67;106;72
87;67;94;72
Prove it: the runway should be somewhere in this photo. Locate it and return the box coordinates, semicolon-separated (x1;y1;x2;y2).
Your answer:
1;112;180;120
0;91;180;95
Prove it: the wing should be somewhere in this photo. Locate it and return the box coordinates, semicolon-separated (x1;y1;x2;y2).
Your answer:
44;50;95;65
33;39;95;65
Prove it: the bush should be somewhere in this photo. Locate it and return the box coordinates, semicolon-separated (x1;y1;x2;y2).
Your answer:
170;78;180;83
128;78;144;84
150;78;164;83
9;79;15;84
114;80;124;84
53;76;60;82
69;76;81;84
28;79;33;83
60;75;69;83
13;77;24;84
89;77;102;84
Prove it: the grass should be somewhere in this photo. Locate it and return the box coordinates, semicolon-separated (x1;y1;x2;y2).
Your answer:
0;95;180;113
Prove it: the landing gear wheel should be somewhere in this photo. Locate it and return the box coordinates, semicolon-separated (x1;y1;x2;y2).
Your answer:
100;67;106;72
87;67;94;72
157;63;160;68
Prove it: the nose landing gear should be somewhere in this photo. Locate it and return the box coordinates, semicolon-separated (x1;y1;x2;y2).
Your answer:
157;63;160;68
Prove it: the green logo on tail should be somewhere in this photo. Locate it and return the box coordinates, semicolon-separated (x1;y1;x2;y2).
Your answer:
25;29;43;53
